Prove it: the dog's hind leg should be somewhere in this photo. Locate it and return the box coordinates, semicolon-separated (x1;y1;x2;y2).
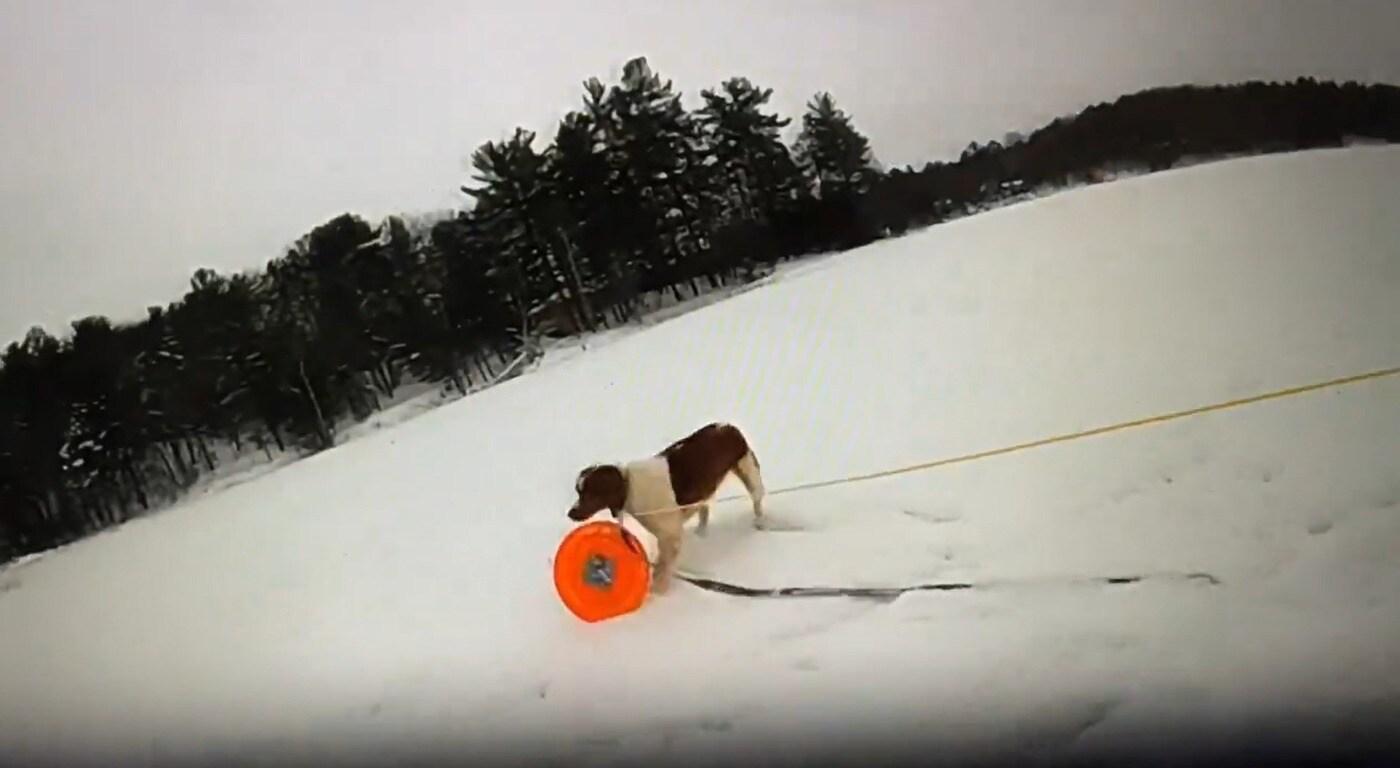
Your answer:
694;504;710;536
732;450;766;525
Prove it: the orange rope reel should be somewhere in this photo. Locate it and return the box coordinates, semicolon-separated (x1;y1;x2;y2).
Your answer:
553;520;652;622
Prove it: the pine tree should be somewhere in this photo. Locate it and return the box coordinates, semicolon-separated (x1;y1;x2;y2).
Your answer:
171;269;276;457
545;111;622;322
428;214;518;376
347;219;403;397
697;77;804;225
463;128;588;345
129;304;197;490
299;213;387;420
571;81;654;314
793;92;878;199
261;250;337;450
0;328;68;542
589;57;721;296
60;316;141;524
388;225;471;393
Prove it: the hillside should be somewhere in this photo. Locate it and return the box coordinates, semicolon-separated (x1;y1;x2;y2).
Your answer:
7;76;1399;568
2;146;1398;767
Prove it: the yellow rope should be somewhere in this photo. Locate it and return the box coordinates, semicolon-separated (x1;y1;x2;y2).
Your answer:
628;364;1400;518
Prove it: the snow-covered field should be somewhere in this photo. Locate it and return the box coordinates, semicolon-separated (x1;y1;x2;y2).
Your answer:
3;146;1399;767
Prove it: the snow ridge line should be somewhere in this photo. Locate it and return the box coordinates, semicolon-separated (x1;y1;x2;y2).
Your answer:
628;364;1400;519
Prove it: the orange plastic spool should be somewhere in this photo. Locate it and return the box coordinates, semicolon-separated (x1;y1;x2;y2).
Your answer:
553;520;652;623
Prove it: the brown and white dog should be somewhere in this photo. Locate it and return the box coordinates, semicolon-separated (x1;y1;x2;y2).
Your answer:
566;422;766;593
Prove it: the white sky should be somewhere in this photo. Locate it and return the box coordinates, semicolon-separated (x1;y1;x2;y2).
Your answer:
3;0;1398;343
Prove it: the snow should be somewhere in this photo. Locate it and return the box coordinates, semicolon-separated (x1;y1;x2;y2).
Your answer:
3;146;1400;767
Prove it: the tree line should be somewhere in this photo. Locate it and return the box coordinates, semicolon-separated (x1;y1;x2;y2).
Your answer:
2;64;1398;564
857;77;1400;237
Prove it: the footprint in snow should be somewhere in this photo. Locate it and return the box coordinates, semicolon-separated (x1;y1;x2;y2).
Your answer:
901;509;961;524
698;717;733;732
1307;520;1334;536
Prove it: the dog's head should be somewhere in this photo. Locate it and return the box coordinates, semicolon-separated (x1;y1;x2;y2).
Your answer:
567;464;627;521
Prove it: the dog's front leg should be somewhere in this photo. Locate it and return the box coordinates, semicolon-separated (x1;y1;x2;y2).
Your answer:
651;532;682;594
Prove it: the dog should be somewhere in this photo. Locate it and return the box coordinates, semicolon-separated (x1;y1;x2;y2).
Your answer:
566;422;766;593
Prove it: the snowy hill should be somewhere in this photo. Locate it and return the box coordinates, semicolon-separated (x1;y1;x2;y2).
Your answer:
3;146;1399;767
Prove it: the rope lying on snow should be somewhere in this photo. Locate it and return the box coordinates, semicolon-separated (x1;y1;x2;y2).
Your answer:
676;570;1223;600
606;364;1397;597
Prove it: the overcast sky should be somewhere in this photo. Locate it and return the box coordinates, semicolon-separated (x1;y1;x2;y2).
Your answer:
3;0;1398;343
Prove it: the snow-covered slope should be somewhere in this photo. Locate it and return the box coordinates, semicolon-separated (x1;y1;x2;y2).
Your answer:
3;147;1399;767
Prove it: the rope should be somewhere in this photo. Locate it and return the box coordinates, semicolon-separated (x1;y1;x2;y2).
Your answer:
624;364;1400;519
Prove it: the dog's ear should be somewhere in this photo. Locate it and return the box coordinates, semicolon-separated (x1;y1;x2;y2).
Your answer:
575;464;599;493
568;464;626;520
585;465;627;509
